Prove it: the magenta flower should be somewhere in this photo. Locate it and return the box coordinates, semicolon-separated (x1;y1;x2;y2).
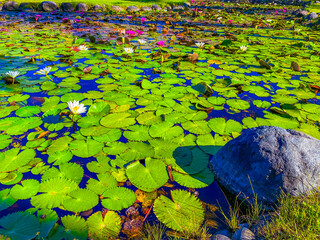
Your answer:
126;30;136;36
275;10;279;15
128;16;132;19
62;18;69;22
35;14;41;21
228;19;233;24
75;19;80;23
136;30;143;35
157;41;165;47
141;17;146;23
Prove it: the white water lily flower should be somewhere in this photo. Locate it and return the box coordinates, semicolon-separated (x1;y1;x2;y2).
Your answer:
68;100;87;115
195;42;205;48
35;66;51;75
240;45;247;51
6;71;20;79
266;19;272;22
79;45;88;51
124;47;134;54
294;28;301;33
138;39;147;45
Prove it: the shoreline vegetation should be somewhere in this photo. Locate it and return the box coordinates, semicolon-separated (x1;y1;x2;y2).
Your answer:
4;0;187;8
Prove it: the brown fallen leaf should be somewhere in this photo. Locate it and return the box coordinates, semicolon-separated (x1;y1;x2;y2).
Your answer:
291;61;300;72
83;66;92;74
188;52;199;64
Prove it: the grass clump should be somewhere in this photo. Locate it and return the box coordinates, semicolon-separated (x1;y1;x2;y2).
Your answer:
260;190;320;240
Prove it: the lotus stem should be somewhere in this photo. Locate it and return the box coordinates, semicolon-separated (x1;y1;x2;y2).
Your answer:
143;203;154;222
72;114;76;131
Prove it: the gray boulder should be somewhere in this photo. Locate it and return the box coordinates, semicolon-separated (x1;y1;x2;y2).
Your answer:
211;126;320;208
40;1;58;12
141;6;152;11
184;2;191;7
152;4;162;10
306;12;319;20
18;3;33;11
295;9;309;17
3;1;19;11
92;4;103;11
126;6;139;12
173;5;184;11
61;3;73;12
111;5;122;12
76;3;88;12
212;234;232;240
232;228;255;240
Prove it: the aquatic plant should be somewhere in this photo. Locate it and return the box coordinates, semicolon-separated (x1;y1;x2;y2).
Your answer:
153;190;205;233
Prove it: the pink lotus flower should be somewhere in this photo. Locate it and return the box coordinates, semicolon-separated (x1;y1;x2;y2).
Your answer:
128;16;132;19
75;19;80;23
136;30;143;35
157;41;165;47
228;19;233;24
126;30;136;36
275;10;279;15
35;14;41;21
141;17;146;23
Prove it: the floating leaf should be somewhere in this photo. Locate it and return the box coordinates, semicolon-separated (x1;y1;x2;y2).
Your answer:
61;215;88;240
101;187;136;211
153;190;204;233
63;189;99;212
87;211;121;239
0;211;40;240
126;158;169;192
100;112;136;128
69;138;103;158
31;177;78;209
10;179;40;200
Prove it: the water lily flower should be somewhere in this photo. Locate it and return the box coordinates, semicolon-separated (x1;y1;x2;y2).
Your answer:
68;100;87;115
6;71;19;84
35;66;51;75
128;16;132;19
75;19;80;23
294;28;301;33
124;47;134;54
126;30;136;36
240;45;247;51
157;41;165;47
35;14;41;21
195;42;205;48
141;17;146;23
136;30;143;35
275;10;279;15
228;19;233;24
35;66;53;81
79;45;88;51
138;39;147;44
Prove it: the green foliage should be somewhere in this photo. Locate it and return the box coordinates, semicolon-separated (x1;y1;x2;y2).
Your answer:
126;158;169;192
0;212;40;240
154;190;205;233
101;187;136;211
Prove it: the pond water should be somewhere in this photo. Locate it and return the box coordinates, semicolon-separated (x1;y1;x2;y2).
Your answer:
0;4;320;239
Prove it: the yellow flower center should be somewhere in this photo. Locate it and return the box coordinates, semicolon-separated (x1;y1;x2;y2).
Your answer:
72;106;79;113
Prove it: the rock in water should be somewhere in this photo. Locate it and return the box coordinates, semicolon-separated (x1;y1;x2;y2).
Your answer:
76;3;88;12
211;126;320;208
111;5;122;12
92;5;103;11
3;1;19;11
40;1;58;12
61;3;73;12
126;6;139;12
